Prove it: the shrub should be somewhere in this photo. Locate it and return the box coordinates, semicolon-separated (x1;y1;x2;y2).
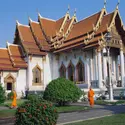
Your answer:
7;91;13;100
80;91;88;102
0;84;6;104
15;99;58;125
119;91;124;99
27;94;39;101
27;93;43;101
43;78;82;106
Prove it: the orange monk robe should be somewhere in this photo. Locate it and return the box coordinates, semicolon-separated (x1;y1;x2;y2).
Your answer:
88;89;94;107
11;91;17;107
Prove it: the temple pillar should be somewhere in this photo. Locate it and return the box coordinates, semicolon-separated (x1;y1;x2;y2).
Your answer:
116;56;119;81
120;48;124;87
27;56;32;89
97;49;103;88
95;51;98;80
103;56;107;81
86;58;90;88
90;58;93;80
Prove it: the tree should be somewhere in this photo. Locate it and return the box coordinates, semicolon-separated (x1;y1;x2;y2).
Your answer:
43;78;82;106
0;84;6;104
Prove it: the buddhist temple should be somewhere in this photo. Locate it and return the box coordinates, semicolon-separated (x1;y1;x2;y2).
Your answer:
0;3;125;98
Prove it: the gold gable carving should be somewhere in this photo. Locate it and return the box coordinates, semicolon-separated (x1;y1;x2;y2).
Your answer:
111;26;121;40
4;73;16;83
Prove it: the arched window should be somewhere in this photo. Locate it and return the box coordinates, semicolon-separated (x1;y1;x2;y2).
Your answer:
59;63;66;78
32;65;41;84
76;59;85;82
68;61;75;81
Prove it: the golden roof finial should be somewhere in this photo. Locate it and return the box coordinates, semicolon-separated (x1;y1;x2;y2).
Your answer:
67;5;70;14
37;9;43;19
16;20;20;25
116;0;120;9
74;8;77;17
28;17;32;22
6;41;9;48
104;0;106;9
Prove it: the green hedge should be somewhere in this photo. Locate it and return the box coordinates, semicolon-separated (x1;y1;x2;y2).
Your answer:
7;91;13;100
0;84;6;104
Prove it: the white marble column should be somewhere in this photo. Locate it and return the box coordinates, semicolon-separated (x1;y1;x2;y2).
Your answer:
27;56;32;90
86;59;90;88
95;52;98;80
90;58;93;81
1;75;4;87
120;49;124;87
103;56;107;81
116;56;119;81
97;50;103;88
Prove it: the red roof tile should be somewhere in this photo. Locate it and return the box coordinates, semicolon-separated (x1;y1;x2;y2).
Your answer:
56;16;65;32
17;25;47;55
8;44;27;68
39;18;56;37
30;21;50;51
63;19;72;34
96;12;114;34
66;11;101;41
0;49;18;71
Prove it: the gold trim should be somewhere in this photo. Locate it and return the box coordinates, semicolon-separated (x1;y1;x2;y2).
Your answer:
4;73;16;83
59;13;70;33
95;8;107;31
109;9;124;29
32;82;43;86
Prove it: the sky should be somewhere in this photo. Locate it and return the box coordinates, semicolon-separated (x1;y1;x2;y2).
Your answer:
0;0;125;48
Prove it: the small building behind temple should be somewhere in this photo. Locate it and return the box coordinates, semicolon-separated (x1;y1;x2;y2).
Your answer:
0;3;125;98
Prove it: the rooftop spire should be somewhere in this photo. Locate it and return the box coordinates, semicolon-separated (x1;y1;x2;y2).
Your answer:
67;5;70;14
104;0;106;9
38;12;42;18
6;41;9;48
116;0;120;9
37;8;43;18
16;20;20;26
28;17;33;22
74;8;77;17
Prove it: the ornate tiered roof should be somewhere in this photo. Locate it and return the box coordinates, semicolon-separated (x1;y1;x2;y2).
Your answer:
0;5;125;71
13;6;125;54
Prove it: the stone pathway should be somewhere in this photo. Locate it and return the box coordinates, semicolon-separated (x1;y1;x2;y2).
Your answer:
57;105;125;125
0;106;9;110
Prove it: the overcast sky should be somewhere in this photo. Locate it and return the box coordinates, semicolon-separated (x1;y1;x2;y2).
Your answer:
0;0;124;47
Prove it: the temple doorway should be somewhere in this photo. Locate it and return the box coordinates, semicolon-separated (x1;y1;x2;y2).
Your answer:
4;74;16;91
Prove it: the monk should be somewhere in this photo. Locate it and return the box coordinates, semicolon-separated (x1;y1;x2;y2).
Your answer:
11;90;17;108
88;87;95;108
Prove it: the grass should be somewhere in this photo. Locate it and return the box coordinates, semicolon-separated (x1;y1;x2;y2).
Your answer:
57;105;89;113
66;113;125;125
0;99;27;118
0;99;27;107
95;100;125;105
0;109;16;118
